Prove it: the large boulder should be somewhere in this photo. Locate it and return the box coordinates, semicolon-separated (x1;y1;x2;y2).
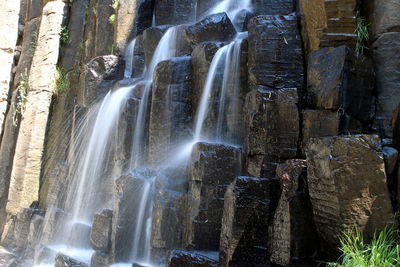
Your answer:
167;250;218;267
83;55;125;106
372;32;400;137
305;135;395;252
268;160;319;266
149;57;193;165
90;251;109;267
299;0;357;55
90;209;113;253
307;46;374;122
247;14;303;91
184;12;236;47
54;253;88;267
220;176;280;267
184;142;243;250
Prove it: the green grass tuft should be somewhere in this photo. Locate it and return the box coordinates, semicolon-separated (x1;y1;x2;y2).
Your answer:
328;226;400;267
355;11;369;55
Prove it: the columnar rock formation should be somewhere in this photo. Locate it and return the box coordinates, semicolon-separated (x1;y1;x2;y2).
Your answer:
0;0;399;266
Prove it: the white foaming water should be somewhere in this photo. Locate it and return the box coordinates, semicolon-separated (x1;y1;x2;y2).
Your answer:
124;38;137;78
206;0;252;21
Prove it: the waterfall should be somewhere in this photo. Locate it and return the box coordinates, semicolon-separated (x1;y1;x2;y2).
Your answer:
194;34;246;145
206;0;252;21
124;38;137;79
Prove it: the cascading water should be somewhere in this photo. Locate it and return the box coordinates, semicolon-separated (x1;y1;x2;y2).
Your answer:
206;0;252;22
124;38;137;79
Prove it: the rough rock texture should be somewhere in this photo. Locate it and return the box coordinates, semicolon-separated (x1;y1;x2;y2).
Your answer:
302;110;340;147
54;253;88;267
383;146;398;176
83;55;125;106
305;135;394;252
372;33;400;137
268;160;318;266
299;0;357;55
365;0;400;38
251;0;295;16
90;209;112;253
143;25;171;68
0;0;20;139
114;0;153;53
307;46;374;122
90;251;109;267
167;250;218;267
184;142;243;250
220;176;280;267
111;170;157;263
6;0;67;217
155;0;197;26
247;14;303;91
184;13;236;47
149;56;192;165
151;168;187;250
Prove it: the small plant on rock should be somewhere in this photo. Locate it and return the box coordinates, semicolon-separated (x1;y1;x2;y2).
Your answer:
13;70;29;126
59;26;70;45
54;67;71;98
355;11;369;55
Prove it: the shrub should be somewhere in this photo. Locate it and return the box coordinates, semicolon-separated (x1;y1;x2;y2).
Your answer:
355;11;369;55
59;26;69;44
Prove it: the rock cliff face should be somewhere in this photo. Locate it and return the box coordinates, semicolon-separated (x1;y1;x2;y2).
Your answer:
0;0;399;266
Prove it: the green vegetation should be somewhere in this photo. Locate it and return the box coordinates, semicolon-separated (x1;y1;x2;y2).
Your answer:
54;67;71;98
109;14;116;26
92;6;97;16
328;226;400;267
111;0;119;10
68;0;74;7
355;11;369;55
30;28;39;52
108;44;115;54
59;26;69;45
13;71;29;126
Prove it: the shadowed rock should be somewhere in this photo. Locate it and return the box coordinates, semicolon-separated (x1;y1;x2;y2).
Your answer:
143;25;171;67
365;0;400;38
252;0;295;16
220;176;280;267
184;142;243;250
90;251;109;267
167;250;218;267
185;12;236;47
307;46;374;122
155;0;197;25
247;14;303;91
372;33;400;137
268;160;319;266
305;135;394;253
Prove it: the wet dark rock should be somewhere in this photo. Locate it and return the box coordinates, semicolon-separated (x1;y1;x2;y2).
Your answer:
167;250;218;267
155;0;197;25
305;135;395;253
143;25;171;68
84;55;125;106
184;142;243;250
269;160;318;266
185;13;237;47
232;9;253;32
372;33;400;137
90;251;109;267
248;14;303;91
151;169;188;250
131;35;145;78
111;170;157;262
252;0;295;16
383;146;398;176
307;46;374;122
94;0;115;57
191;41;225;113
393;104;400;150
220;176;280;267
149;56;192;165
54;253;88;267
299;0;357;55
365;0;400;38
134;0;154;36
90;209;113;253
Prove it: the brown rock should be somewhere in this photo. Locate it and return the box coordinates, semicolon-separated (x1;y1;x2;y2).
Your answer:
307;46;374;122
54;253;88;267
305;135;394;252
365;0;400;38
247;14;303;91
299;0;357;55
90;209;112;253
252;0;295;16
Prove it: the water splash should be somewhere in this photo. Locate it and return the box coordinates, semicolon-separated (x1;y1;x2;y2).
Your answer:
206;0;252;21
